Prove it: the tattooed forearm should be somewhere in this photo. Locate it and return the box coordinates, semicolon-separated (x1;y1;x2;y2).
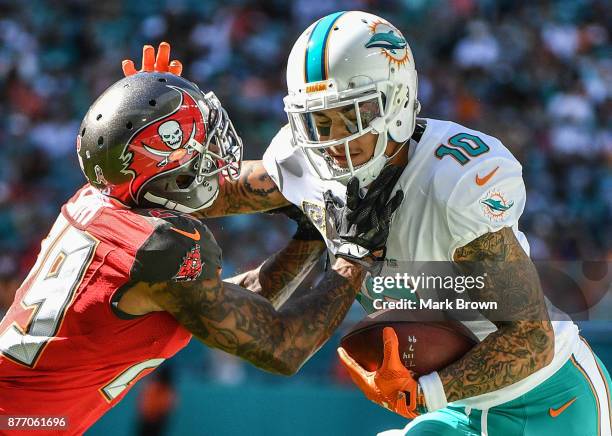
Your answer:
149;257;363;375
194;160;289;218
225;239;326;308
439;320;553;401
438;227;554;402
257;239;326;307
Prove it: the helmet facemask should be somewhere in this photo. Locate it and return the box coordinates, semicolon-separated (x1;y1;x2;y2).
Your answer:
283;11;420;186
285;79;406;185
141;91;243;213
78;73;244;213
195;92;242;183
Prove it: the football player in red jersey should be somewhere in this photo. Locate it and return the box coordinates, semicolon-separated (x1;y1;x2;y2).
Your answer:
0;51;403;434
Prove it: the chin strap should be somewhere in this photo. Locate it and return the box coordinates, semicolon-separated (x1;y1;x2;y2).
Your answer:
322;114;416;186
355;137;409;186
385;138;409;162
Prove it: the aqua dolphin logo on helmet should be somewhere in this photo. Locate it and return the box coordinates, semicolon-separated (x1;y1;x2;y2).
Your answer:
366;19;410;67
365;30;407;54
284;11;419;186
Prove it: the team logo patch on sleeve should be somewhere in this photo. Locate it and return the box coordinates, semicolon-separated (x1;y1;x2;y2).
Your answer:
302;201;326;236
480;190;514;221
173;244;203;281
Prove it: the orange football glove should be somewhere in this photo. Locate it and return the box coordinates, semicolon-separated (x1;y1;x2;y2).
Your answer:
338;327;425;419
122;42;183;77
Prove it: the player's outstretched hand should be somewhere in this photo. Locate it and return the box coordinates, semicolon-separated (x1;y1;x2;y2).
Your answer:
122;42;183;77
337;327;423;419
324;165;403;262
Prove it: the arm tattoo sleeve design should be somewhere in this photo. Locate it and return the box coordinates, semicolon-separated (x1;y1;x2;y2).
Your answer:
194;160;289;218
438;227;554;402
256;239;326;308
225;239;326;308
149;258;363;375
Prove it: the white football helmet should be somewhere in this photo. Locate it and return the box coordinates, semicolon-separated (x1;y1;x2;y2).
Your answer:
284;11;420;185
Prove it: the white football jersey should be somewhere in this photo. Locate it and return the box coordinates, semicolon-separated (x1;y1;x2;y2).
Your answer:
263;118;579;410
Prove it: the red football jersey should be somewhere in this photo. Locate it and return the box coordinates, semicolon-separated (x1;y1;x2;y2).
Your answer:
0;185;220;435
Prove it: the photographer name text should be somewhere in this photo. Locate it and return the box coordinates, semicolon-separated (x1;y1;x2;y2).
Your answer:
373;298;498;311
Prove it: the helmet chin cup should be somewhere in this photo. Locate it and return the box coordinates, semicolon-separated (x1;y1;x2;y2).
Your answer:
352;131;389;186
369;116;386;134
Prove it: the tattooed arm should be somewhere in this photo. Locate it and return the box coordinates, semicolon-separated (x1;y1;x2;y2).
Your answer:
146;258;363;375
194;160;289;218
117;213;344;376
197;159;324;306
117;168;402;377
226;239;326;308
438;227;554;402
226;204;327;307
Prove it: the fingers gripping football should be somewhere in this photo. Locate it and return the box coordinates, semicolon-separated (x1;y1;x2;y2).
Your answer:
337;327;421;419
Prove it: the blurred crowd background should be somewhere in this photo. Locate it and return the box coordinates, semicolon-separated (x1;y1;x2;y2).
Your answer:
0;0;610;434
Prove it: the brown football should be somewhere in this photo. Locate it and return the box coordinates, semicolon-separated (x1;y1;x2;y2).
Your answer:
340;309;478;375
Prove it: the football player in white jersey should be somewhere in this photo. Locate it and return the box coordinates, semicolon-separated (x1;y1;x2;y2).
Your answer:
122;10;611;433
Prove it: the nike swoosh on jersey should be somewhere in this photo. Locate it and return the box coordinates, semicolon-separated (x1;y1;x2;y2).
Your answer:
549;397;577;418
475;166;499;186
170;227;201;241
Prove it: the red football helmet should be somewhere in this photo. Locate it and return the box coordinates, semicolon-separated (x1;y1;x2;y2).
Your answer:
77;73;242;212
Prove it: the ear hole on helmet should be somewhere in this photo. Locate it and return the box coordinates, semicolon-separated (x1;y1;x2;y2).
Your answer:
81;128;86;136
97;136;104;146
96;114;102;121
176;175;195;189
126;121;133;129
149;99;156;107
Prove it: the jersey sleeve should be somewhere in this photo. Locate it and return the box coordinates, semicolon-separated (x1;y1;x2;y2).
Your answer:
443;156;526;257
130;211;222;283
262;124;304;191
262;124;322;208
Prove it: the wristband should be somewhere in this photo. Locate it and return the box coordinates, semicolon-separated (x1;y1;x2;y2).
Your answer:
418;371;448;412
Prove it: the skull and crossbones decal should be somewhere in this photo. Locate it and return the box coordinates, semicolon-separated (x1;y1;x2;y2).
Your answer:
143;119;198;167
158;120;182;149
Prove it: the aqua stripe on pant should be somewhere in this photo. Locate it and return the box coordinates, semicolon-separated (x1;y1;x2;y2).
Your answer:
381;340;612;436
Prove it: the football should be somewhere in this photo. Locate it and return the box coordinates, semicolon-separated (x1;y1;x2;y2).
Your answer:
340;309;478;375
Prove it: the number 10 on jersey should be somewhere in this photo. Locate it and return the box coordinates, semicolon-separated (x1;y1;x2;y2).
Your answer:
435;133;490;165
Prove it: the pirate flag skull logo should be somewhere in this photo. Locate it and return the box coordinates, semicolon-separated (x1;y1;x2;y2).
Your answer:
117;85;210;204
